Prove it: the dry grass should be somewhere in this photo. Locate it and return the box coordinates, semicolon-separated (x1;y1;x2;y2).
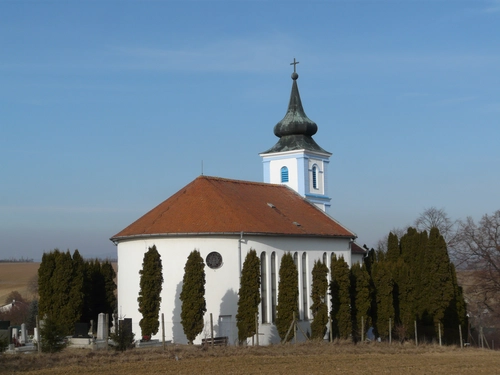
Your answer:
1;264;499;373
1;341;500;374
0;263;39;303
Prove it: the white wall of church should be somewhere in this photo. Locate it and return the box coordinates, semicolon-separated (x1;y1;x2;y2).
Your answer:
117;235;242;345
117;234;352;346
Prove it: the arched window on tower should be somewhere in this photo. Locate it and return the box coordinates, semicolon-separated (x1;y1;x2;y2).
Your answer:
312;165;318;190
281;166;289;183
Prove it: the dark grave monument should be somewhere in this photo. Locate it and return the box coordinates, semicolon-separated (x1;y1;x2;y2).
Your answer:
73;322;91;338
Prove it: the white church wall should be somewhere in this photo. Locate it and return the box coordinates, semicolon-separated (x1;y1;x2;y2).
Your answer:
117;234;352;346
351;252;365;265
117;235;242;345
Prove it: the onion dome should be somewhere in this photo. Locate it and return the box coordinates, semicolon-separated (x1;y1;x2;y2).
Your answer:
261;64;330;155
273;72;318;138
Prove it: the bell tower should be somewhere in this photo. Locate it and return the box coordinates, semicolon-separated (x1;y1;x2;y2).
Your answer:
259;59;331;212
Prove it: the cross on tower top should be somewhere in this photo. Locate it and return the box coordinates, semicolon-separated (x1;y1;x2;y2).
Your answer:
290;58;299;73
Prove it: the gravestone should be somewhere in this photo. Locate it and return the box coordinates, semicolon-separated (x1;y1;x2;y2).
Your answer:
33;327;39;344
97;313;109;340
119;318;133;339
20;323;27;344
73;322;90;338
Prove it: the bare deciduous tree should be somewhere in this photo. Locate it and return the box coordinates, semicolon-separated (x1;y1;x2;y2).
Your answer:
414;207;457;246
27;274;38;299
454;210;500;321
376;226;408;251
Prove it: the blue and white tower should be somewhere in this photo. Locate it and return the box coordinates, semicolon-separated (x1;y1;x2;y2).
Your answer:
260;62;332;212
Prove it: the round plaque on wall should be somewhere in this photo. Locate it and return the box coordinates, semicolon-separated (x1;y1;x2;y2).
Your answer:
206;252;223;269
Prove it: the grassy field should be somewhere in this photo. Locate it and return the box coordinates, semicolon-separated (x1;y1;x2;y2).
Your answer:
0;263;39;304
1;341;500;374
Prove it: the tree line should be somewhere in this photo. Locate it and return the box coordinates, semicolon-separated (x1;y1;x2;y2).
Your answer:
253;227;466;343
138;226;467;345
38;249;117;335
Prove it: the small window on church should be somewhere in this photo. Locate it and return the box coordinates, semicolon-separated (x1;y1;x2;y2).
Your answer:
281;167;289;183
206;252;223;269
312;165;318;189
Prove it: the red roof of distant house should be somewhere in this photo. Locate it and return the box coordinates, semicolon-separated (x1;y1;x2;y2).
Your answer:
111;176;355;241
351;242;367;255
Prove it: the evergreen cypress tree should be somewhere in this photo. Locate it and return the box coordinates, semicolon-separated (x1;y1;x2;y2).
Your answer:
84;259;117;331
84;259;103;329
363;248;376;276
38;250;58;319
399;228;427;324
138;245;164;339
392;257;414;339
310;259;329;339
39;249;82;334
386;232;400;263
442;262;468;343
330;255;352;340
70;250;86;324
350;263;371;341
40;315;66;353
180;249;206;344
54;250;77;334
236;249;261;343
449;263;467;328
101;260;117;328
38;249;117;335
275;252;298;341
423;228;455;329
371;253;394;339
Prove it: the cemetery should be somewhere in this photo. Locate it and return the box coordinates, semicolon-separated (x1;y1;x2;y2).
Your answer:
0;313;139;353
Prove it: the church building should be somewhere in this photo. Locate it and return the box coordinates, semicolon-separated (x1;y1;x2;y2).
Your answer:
111;64;362;345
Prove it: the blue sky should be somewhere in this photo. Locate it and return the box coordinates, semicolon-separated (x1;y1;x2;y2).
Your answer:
1;0;499;260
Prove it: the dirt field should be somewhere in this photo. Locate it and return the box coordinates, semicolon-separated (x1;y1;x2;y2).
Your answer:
0;263;39;304
1;342;499;375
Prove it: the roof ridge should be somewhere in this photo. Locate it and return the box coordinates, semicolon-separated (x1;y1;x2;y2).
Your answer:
197;175;287;189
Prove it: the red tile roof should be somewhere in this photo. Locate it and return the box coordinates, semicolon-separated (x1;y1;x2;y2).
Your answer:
111;176;355;241
351;242;367;255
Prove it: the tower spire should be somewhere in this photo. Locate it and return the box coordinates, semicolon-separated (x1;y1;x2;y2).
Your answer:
260;59;332;212
261;60;329;154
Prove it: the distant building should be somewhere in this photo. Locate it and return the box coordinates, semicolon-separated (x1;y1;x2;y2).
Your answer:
111;66;364;345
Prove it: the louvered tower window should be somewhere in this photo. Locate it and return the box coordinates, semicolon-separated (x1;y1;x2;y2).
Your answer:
312;165;318;189
281;166;289;183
